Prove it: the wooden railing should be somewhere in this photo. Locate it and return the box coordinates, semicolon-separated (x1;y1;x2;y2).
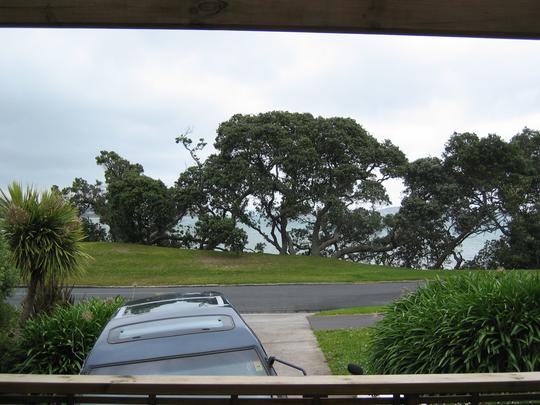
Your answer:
1;373;540;405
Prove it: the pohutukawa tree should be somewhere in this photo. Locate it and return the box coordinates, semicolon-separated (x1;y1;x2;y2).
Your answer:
182;111;407;256
0;183;88;321
383;129;538;269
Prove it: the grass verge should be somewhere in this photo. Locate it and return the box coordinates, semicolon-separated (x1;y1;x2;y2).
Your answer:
71;242;448;286
315;328;373;375
315;306;387;316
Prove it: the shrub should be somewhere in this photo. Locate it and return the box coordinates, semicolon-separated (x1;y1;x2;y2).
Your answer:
0;233;18;301
368;272;540;374
15;297;124;374
0;301;19;372
0;233;19;372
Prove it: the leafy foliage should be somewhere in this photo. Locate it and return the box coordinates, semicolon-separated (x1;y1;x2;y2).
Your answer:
467;128;540;269
0;233;18;300
193;214;247;252
0;301;19;373
96;151;181;244
62;120;539;266
65;152;185;245
0;183;88;320
15;297;124;374
368;272;540;374
382;129;537;269
60;178;109;241
179;111;406;256
81;217;109;242
0;233;19;372
61;177;106;216
103;171;178;244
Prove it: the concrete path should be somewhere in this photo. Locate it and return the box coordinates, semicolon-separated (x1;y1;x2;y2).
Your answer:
242;313;382;376
243;313;331;376
308;313;383;331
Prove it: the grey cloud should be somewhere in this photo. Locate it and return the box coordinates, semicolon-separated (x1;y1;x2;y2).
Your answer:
1;29;539;199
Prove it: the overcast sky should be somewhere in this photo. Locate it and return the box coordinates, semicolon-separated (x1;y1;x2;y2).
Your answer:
1;28;539;205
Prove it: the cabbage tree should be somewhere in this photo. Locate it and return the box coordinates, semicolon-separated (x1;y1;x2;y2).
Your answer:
0;183;88;321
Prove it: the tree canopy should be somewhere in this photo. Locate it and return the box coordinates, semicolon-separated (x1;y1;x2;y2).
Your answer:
63;151;184;245
58;111;539;269
377;129;539;269
466;128;540;269
189;111;407;256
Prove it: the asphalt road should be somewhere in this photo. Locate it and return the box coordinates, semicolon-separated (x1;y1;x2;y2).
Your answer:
9;282;421;312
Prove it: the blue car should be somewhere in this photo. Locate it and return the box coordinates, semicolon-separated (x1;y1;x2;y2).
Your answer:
81;292;303;376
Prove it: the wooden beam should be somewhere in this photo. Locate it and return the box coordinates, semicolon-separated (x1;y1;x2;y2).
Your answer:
0;0;539;39
1;373;540;396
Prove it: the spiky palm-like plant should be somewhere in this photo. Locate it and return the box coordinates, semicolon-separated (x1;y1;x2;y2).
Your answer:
0;183;88;321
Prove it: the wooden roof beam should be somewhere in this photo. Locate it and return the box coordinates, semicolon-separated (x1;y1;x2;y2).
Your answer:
1;0;540;39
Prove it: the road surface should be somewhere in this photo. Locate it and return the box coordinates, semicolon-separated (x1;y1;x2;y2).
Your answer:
9;282;421;312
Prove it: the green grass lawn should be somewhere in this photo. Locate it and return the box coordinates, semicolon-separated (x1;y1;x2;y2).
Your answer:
315;305;387;316
315;328;373;375
71;242;448;286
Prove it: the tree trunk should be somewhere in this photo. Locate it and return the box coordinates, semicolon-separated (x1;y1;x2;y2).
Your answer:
21;273;41;322
432;231;473;269
279;216;289;255
309;205;330;256
311;238;321;256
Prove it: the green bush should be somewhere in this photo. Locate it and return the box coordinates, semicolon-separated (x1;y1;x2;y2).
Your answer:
0;233;19;372
15;297;124;374
0;301;19;372
368;272;540;374
0;233;18;301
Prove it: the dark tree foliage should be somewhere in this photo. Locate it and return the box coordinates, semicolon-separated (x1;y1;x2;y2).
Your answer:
290;205;394;260
174;134;251;253
181;214;248;253
384;131;534;269
192;111;406;256
95;152;183;245
61;177;105;215
80;217;109;242
103;172;177;244
175;155;251;221
61;178;109;241
467;128;540;269
0;233;17;301
65;151;185;245
0;234;17;371
95;150;144;183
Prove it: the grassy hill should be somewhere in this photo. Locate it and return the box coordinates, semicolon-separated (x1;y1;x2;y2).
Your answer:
72;242;448;286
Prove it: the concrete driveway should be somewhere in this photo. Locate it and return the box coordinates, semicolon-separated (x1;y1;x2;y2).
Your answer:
243;313;330;376
243;312;383;375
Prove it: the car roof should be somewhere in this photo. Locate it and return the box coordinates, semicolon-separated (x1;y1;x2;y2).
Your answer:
82;292;266;372
122;291;229;308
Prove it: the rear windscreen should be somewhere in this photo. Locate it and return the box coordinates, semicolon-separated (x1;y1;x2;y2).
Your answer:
89;349;268;376
124;297;221;315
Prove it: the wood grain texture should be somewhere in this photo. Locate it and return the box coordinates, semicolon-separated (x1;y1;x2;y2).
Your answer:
0;373;540;396
0;0;540;39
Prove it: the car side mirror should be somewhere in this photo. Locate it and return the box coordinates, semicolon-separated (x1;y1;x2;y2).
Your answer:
268;356;307;375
